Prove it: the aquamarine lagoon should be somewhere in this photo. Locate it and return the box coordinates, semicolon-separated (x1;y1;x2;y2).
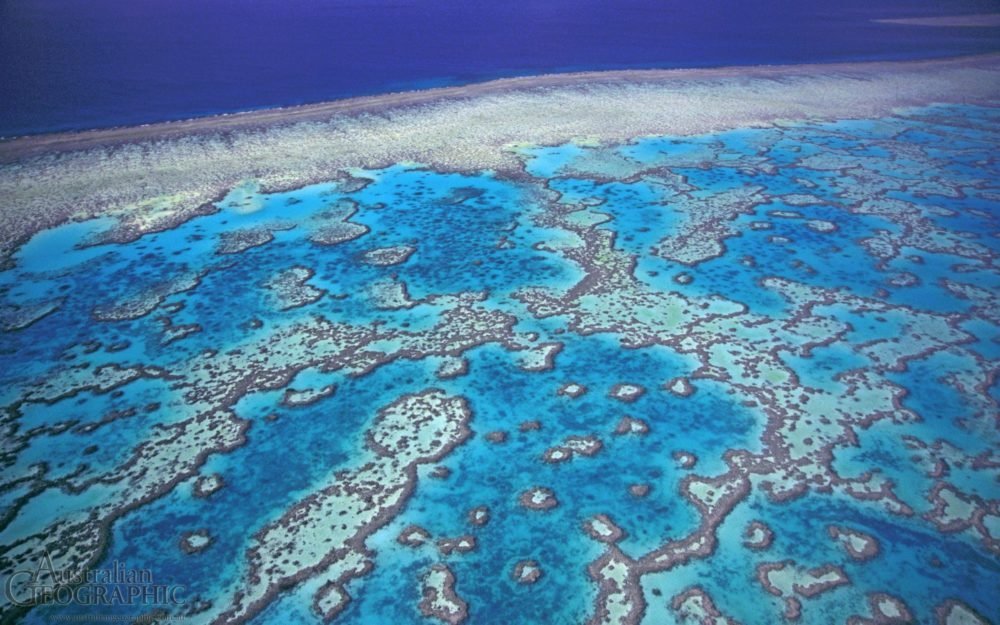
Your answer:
0;92;998;624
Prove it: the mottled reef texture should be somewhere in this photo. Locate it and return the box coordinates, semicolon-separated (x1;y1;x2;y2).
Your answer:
1;55;999;268
0;57;998;625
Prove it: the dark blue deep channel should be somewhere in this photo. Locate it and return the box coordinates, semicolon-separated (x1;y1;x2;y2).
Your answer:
1;0;999;137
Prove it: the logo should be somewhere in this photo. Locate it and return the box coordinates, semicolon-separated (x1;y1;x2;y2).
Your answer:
4;551;185;609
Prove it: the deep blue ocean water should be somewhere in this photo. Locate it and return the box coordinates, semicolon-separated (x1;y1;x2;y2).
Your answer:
1;0;999;137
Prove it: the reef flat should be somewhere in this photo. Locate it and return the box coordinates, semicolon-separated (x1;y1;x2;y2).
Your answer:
0;58;998;624
1;54;999;270
873;14;1000;28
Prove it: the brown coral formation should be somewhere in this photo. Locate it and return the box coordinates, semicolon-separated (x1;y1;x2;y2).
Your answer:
827;525;880;561
419;564;468;625
557;382;587;398
261;265;326;310
847;593;913;625
608;383;645;403
511;560;543;585
934;599;991;625
518;487;559;511
628;484;650;498
543;434;604;463
467;506;490;527
742;520;774;550
613;416;649;436
665;377;695;397
437;535;477;556
583;514;626;544
361;245;416;266
179;530;212;555
670;586;740;625
397;525;432;548
192;473;225;498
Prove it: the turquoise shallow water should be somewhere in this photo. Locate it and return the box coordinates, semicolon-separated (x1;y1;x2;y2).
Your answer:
0;104;998;624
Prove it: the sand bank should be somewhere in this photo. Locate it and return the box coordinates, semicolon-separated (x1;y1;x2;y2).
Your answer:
874;13;1000;27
